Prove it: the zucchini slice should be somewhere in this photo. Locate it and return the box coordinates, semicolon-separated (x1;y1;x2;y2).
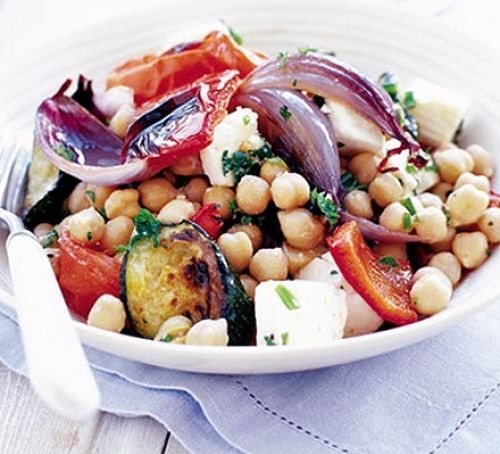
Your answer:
121;222;255;345
23;142;78;230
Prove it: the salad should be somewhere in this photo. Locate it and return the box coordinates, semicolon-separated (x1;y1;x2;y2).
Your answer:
23;29;499;347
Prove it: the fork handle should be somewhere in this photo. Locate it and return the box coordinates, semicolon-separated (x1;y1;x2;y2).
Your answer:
6;230;100;420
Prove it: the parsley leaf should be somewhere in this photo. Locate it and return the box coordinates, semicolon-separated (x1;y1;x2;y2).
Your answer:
133;209;163;248
223;21;244;45
40;229;58;248
341;172;368;192
330;269;339;276
379;255;398;269
222;150;260;182
298;46;317;54
229;199;265;226
281;332;289;345
264;335;277;346
278;51;289;68
160;334;174;343
242;114;251;126
402;212;412;230
400;197;417;216
54;145;75;161
275;285;300;310
85;190;96;203
310;188;341;227
279;105;292;122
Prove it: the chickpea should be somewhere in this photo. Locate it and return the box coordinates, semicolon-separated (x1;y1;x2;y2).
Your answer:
454;172;490;193
372;243;407;261
277;209;325;250
185;319;229;346
431;227;457;253
236;176;271;215
249;248;289;281
240;274;258;299
154;315;192;344
228;224;264;251
183;177;209;203
86;184;116;209
260;158;289;184
379;202;413;232
452;232;489;269
282;242;318;275
348;153;380;185
344;190;374;219
478;207;500;243
157;197;196;224
446;184;489;227
418;193;443;209
271;173;310;209
202;186;235;220
162;169;177;186
105;188;141;219
68;208;105;245
67;182;91;214
217;232;254;272
34;223;54;238
138;178;179;212
410;273;452;316
169;154;203;176
415;207;448;243
102;216;134;254
429;252;462;286
87;294;127;332
431;182;454;202
412;266;452;287
433;148;474;183
368;173;404;207
466;144;495;177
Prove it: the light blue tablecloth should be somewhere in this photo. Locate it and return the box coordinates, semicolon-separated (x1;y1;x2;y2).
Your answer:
1;300;499;453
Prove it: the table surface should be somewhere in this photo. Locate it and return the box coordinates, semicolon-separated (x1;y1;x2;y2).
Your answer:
1;0;499;453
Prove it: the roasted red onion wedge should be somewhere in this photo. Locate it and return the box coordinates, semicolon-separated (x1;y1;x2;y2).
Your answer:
35;71;239;185
241;53;420;154
233;87;342;203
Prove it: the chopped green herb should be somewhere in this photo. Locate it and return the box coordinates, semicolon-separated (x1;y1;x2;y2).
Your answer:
264;335;277;346
400;197;417;216
132;209;163;247
242;114;251;126
425;162;439;173
85;190;96;203
265;156;288;168
278;51;289;68
453;119;464;145
86;231;93;241
310;188;341;227
298;46;317;54
222;150;259;182
281;332;289;345
379;72;399;101
486;248;492;257
292;78;299;87
160;334;174;343
54;145;75;161
379;255;398;269
229;199;265;226
405;163;418;174
279;105;292;122
442;207;451;226
96;207;108;221
275;284;300;310
40;229;59;248
330;269;339;276
249;143;274;160
115;244;130;254
341;172;368;192
402;91;416;110
402;212;412;230
223;21;244;45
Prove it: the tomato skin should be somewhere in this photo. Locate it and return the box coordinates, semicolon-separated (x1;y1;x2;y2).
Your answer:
327;221;418;325
58;230;121;319
190;204;224;239
107;31;266;105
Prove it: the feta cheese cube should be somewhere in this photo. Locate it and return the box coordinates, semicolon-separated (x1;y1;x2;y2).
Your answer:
200;108;265;186
255;280;347;346
325;99;385;156
297;253;383;337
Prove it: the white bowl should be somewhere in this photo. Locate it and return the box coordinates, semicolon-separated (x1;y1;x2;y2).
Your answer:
0;0;499;374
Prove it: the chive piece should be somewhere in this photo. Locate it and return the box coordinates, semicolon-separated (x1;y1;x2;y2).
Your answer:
278;51;289;68
275;285;300;310
405;163;418;174
264;335;277;346
40;229;59;248
402;91;416;110
54;144;75;161
85;190;96;203
298;46;317;54
400;197;417;216
279;105;292;122
223;21;244;45
379;255;398;269
242;114;251;126
160;334;174;343
281;332;289;345
96;207;108;221
402;212;412;230
310;188;341;227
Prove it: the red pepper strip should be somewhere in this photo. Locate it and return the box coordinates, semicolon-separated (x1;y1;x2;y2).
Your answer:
107;31;267;105
190;204;224;239
122;70;241;178
327;221;418;325
58;229;121;319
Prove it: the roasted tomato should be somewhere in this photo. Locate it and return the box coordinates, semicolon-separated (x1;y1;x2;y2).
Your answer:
327;221;418;325
107;31;266;105
58;230;121;318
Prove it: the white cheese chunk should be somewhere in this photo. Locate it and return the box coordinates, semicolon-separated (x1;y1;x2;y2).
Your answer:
409;78;469;148
325;99;385;156
297;253;383;337
200;108;265;186
255;280;347;346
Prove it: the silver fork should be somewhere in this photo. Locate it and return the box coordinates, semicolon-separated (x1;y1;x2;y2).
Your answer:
0;136;100;420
